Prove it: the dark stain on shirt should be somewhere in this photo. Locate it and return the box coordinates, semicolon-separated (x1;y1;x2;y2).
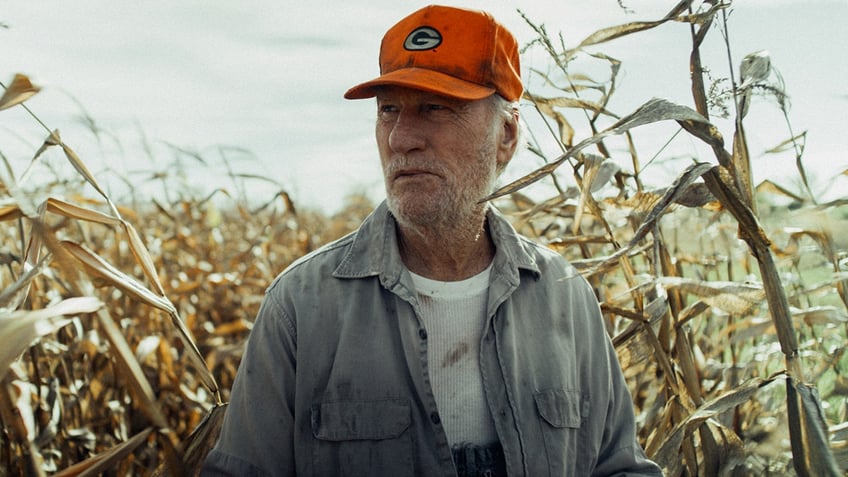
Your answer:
441;342;470;368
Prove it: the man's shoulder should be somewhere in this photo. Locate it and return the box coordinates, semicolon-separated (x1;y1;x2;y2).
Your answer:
268;230;358;288
265;202;395;297
487;207;584;284
515;233;563;259
498;235;593;303
512;232;577;271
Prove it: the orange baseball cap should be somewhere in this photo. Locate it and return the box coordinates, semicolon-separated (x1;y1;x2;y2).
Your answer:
344;5;522;102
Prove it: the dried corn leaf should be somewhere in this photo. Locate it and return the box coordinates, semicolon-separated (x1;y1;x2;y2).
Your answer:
527;67;603;94
787;378;842;476
698;421;747;476
171;310;220;399
679;120;731;166
0;374;46;477
573;155;617;235
721;316;775;345
34;378;61;448
17;223;52;311
156;428;188;477
653;376;775;472
795;306;848;326
0;253;49;311
91;304;170;430
158;403;228;476
52;427;154;477
585;155;620;194
659;276;766;315
732;123;756;211
573;0;696;50
529;94;576;147
213;318;253;336
120;220;167;296
61;237;219;398
30;128;62;167
45;198;121;226
0;204;24;222
756;180;805;203
653;182;718;209
152;298;218;398
613;309;675;388
576;20;668;50
486;98;711;201
4;174;41;218
765;131;807;155
614;323;654;367
613;190;662;217
121;221;220;394
675;329;702;403
787;228;836;259
42;130;120;216
532;95;617;119
0;73;41;111
689;21;710;118
43;201;219;397
0;297;103;380
583;162;714;276
60;241;175;314
135;336;162;364
60;141;117;211
3;376;36;442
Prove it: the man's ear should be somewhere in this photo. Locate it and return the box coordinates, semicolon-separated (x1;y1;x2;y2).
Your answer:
496;110;520;170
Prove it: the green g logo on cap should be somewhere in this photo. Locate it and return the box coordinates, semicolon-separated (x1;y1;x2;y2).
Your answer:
404;27;442;51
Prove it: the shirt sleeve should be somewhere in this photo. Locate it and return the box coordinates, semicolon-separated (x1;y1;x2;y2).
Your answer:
200;289;298;477
201;448;269;477
592;334;664;477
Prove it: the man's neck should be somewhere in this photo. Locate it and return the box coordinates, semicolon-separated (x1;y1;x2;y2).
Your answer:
397;215;495;282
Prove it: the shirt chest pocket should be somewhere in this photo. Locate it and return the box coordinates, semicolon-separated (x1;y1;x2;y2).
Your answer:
534;389;593;476
310;398;413;476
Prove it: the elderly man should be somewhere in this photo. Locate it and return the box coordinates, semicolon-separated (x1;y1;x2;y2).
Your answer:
203;5;662;476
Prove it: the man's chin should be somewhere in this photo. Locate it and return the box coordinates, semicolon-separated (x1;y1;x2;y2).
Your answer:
387;196;486;233
388;197;444;227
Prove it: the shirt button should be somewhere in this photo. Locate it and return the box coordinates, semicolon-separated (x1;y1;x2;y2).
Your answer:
418;329;428;340
430;412;441;425
500;409;507;418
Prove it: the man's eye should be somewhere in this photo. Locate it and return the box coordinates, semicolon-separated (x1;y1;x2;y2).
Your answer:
426;104;446;111
378;105;399;119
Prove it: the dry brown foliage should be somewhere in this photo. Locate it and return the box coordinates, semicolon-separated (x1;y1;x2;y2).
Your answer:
2;1;847;475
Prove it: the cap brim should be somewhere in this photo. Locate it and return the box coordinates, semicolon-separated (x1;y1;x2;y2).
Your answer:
344;68;496;100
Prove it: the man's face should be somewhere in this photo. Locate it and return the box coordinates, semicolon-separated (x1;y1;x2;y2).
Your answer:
375;87;513;229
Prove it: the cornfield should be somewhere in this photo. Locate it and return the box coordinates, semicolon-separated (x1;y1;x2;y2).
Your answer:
2;1;847;475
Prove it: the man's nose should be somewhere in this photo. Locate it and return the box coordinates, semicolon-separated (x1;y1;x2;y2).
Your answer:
388;111;426;153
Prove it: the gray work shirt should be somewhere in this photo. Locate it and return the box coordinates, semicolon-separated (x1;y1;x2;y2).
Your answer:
202;201;663;476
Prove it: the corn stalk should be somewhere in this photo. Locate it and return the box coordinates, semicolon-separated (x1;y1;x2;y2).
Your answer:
502;1;843;474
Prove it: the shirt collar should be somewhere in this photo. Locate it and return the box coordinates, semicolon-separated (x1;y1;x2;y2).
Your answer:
332;200;541;283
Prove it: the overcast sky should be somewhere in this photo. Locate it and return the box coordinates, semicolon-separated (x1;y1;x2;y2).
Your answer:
3;0;846;213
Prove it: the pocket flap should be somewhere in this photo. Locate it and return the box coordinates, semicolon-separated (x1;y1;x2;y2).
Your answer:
312;398;411;441
534;389;585;429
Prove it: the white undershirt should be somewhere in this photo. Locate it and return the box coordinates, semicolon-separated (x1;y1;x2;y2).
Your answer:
409;264;498;446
